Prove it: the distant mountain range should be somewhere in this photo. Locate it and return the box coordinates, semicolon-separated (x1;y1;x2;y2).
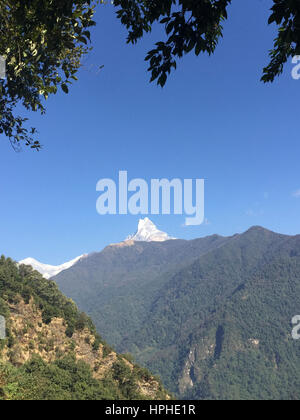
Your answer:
19;255;87;279
18;222;300;399
50;225;300;400
19;218;174;278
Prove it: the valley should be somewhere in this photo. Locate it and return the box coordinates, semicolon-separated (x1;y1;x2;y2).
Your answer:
47;221;300;399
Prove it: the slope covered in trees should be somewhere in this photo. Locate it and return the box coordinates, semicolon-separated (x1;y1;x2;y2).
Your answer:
54;227;300;399
0;256;169;400
53;235;230;346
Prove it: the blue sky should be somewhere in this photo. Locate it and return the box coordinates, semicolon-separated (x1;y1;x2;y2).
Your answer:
1;0;300;264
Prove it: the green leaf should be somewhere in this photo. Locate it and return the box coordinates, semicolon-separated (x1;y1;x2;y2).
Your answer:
61;84;69;94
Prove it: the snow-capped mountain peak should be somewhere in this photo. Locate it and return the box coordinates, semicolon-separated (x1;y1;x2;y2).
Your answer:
126;217;175;242
19;219;174;276
19;255;86;279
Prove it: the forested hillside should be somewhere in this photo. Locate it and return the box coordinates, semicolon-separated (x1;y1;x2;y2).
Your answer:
54;235;230;346
54;227;300;399
0;257;169;400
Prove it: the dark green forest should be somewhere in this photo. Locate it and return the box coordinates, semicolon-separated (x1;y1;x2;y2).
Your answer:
54;227;300;399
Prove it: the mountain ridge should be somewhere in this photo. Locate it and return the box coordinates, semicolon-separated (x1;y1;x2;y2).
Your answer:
19;255;88;279
53;225;300;399
18;218;175;277
19;222;287;280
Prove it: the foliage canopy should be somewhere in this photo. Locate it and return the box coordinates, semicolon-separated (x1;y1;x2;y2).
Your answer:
0;0;97;150
114;0;300;86
1;1;300;148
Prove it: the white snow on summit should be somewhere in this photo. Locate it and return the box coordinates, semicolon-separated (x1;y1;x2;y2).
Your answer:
19;255;86;279
19;219;174;276
126;217;175;242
